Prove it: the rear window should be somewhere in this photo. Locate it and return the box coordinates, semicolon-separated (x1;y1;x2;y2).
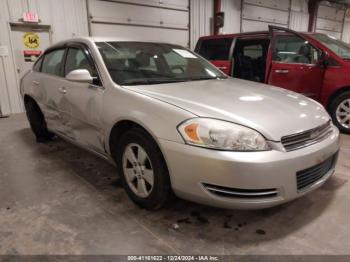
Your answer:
196;38;233;60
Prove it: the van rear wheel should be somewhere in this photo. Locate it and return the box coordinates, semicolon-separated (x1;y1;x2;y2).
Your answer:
330;91;350;134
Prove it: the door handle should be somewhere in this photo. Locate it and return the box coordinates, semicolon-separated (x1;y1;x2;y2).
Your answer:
275;69;289;74
218;66;228;70
58;87;67;94
32;81;39;85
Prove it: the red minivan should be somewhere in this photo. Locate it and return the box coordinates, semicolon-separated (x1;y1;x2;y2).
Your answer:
195;26;350;134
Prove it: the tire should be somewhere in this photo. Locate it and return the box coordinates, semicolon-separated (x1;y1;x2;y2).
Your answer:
329;91;350;134
24;98;55;142
115;127;172;210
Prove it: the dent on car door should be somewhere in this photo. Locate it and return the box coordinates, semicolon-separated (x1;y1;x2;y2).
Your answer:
267;26;325;99
39;48;69;134
61;46;105;154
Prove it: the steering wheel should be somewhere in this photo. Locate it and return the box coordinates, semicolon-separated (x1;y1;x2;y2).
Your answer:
171;65;185;74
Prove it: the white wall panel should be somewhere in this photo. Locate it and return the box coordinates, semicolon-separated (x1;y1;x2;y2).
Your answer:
0;0;89;114
245;0;290;10
103;0;189;10
190;0;213;49
289;11;308;31
89;0;189;47
289;0;308;31
342;21;350;43
243;4;289;25
92;23;189;47
221;0;240;34
316;2;346;40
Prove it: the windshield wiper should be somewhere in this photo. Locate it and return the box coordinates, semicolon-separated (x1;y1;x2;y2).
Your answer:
189;76;227;81
120;78;189;86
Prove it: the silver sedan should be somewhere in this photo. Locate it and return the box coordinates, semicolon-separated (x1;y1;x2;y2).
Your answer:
20;37;340;210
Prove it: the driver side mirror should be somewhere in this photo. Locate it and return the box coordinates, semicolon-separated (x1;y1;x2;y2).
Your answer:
66;69;93;83
318;51;330;67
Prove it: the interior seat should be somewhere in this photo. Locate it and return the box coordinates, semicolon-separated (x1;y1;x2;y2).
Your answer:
235;52;255;81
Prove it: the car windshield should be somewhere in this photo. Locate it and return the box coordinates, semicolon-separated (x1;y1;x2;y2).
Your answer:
313;33;350;59
96;41;227;85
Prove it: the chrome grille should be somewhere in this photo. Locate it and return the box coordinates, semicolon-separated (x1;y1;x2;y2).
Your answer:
203;183;278;199
281;121;333;151
296;152;338;191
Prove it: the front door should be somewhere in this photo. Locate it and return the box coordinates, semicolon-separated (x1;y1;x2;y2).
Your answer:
10;24;51;79
61;45;105;154
267;26;325;100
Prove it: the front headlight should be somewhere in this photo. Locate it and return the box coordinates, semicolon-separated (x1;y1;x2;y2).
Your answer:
177;118;270;151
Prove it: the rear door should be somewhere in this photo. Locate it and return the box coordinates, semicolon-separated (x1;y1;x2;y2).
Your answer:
195;37;234;75
267;26;325;99
39;48;68;134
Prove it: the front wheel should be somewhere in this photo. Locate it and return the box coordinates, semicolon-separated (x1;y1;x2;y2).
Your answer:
330;91;350;134
116;128;172;210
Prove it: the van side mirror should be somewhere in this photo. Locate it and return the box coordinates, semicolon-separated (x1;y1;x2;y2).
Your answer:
66;69;93;83
319;51;330;67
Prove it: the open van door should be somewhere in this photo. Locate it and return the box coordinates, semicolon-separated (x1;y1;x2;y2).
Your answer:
266;25;325;100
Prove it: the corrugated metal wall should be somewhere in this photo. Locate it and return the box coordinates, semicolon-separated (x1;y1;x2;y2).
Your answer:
316;2;347;39
0;0;88;115
190;0;213;49
190;0;311;40
88;0;190;47
290;0;309;31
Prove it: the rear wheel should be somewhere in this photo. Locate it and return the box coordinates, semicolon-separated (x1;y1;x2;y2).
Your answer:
115;127;172;210
330;91;350;134
24;97;55;142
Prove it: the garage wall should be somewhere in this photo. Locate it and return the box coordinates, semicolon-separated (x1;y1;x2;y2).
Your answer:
342;10;350;43
290;0;309;31
88;0;189;47
0;0;88;115
316;2;346;40
190;0;213;49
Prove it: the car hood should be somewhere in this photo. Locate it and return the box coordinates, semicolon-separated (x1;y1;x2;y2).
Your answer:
124;78;331;141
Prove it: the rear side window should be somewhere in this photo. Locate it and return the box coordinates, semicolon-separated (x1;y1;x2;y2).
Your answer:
197;38;233;60
33;56;43;72
243;45;263;59
41;49;65;76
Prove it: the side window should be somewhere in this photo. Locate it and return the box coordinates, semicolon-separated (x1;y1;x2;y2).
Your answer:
197;38;233;60
243;44;263;59
41;49;65;76
33;56;43;72
274;35;319;64
65;48;97;78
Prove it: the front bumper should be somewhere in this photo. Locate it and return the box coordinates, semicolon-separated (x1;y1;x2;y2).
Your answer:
159;126;340;209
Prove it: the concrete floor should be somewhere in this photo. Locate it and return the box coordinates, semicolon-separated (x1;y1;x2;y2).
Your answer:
0;113;349;255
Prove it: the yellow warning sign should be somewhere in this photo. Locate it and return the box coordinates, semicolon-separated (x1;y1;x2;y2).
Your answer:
23;32;40;49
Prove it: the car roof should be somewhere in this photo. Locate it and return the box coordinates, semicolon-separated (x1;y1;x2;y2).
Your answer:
46;36;181;52
198;31;322;40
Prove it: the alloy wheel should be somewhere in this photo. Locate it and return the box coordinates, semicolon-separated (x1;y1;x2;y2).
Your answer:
336;98;350;129
122;143;154;198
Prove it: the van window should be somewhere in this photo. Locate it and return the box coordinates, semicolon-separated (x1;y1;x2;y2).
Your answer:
274;35;319;64
41;49;65;76
197;38;233;60
243;44;263;59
